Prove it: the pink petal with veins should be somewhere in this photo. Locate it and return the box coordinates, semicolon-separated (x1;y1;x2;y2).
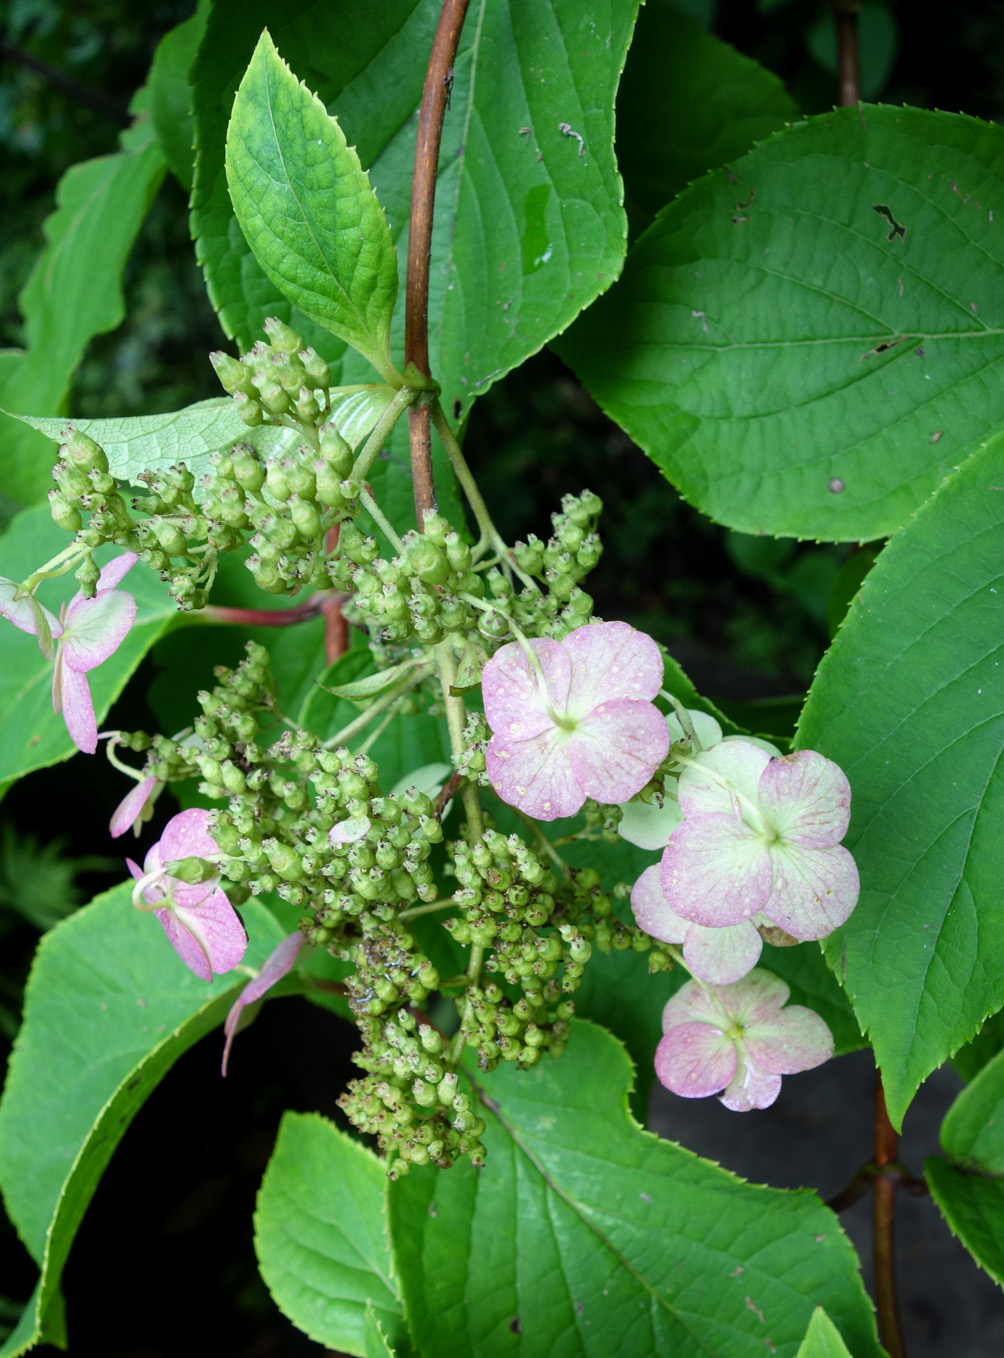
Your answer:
58;664;97;754
221;932;303;1075
682;919;762;985
677;739;771;818
744;1006;834;1075
481;638;570;740
0;579;62;637
764;841;860;939
720;1053;783;1112
563;621;664;714
570;698;670;805
654;1023;736;1099
661;813;772;927
631;865;687;945
486;725;582;821
155;887;246;981
62;590;136;671
758;750;852;847
110;777;158;838
159;808;220;861
95;552;138;592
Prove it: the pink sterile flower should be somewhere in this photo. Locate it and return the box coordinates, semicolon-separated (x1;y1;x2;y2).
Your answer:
0;578;63;658
482;621;670;821
53;553;138;754
128;808;246;982
110;776;160;838
221;932;304;1076
660;740;859;941
632;864;762;984
655;969;834;1112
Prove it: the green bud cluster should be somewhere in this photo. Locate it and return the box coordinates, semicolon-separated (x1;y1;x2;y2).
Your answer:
504;490;604;642
50;426;139;552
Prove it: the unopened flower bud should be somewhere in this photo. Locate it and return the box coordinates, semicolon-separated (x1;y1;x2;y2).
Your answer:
263;316;304;352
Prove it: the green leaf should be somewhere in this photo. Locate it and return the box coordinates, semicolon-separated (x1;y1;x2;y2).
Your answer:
558;106;1004;541
616;1;797;236
952;1010;1004;1083
0;118;166;507
364;1304;397;1358
320;658;424;702
0;884;285;1352
798;435;1004;1128
193;0;637;418
940;1047;1004;1173
0;507;178;795
796;1306;855;1358
925;1157;1004;1287
14;385;394;491
226;32;399;382
389;1022;882;1358
149;0;211;190
254;1112;407;1355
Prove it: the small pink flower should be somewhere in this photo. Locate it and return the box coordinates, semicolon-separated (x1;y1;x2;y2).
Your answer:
110;776;160;838
655;969;833;1111
53;553;138;754
0;577;63;657
482;621;670;821
221;932;304;1075
660;741;859;940
128;808;246;982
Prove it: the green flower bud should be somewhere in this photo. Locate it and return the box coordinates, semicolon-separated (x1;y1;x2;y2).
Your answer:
300;347;331;386
444;532;471;574
256;380;291;415
210;351;256;398
319;423;353;478
232;447;265;493
234;391;264;426
48;489;82;532
150;516;188;558
265;458;292;502
62;426;109;474
263;837;304;881
295;387;320;423
263;316;304;352
290;496;322;539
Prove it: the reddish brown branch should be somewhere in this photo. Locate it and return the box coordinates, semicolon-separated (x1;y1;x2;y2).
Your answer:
874;1073;906;1358
322;525;349;664
203;593;347;627
405;0;471;525
834;0;861;106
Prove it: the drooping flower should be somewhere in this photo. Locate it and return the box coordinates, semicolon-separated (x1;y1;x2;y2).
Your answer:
482;621;669;821
631;864;762;984
221;932;303;1075
0;577;62;657
128;808;246;981
655;969;833;1111
110;775;161;838
53;553;138;754
660;740;859;941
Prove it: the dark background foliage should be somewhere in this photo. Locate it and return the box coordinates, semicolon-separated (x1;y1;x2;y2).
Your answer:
2;1;1003;1352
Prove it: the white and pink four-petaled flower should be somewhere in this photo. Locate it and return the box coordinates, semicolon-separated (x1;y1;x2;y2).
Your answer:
482;621;670;822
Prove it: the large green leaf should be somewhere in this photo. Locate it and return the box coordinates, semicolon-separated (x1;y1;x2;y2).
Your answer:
254;1112;408;1355
149;0;211;191
924;1158;1004;1289
616;0;797;236
0;507;178;794
796;1308;855;1358
389;1021;881;1358
798;435;1004;1128
226;32;400;382
192;0;637;418
0;885;285;1353
0;114;166;507
558;105;1004;542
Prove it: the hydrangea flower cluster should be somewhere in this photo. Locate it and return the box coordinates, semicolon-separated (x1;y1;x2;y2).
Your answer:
481;622;859;1113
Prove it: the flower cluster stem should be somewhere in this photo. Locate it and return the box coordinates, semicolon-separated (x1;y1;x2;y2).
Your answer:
874;1071;906;1358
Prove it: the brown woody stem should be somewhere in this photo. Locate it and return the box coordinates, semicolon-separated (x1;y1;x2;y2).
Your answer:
405;0;471;525
834;0;861;106
874;1072;906;1358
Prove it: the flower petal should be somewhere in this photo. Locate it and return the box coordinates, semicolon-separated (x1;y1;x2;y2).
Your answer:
481;638;570;741
0;579;62;638
745;1005;834;1076
660;813;772;926
159;808;220;861
719;1050;783;1112
110;776;159;838
758;750;852;848
677;739;772;818
764;841;860;939
563;621;664;714
630;865;687;945
95;551;138;592
569;699;670;805
661;976;728;1032
654;1023;736;1098
666;708;723;751
682;919;762;985
724;968;792;1026
61;590;136;672
329;815;371;845
160;887;247;980
58;663;97;754
222;932;303;1075
486;725;582;821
